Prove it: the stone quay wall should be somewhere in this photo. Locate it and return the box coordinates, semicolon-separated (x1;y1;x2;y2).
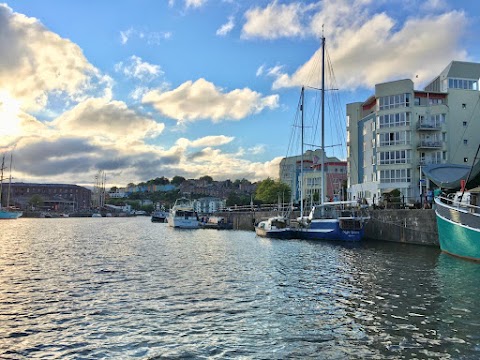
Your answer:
364;209;438;246
219;209;439;247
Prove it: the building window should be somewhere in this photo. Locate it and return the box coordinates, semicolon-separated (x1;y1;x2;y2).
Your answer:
379;169;411;183
448;78;478;91
377;112;410;128
464;139;468;145
378;93;411;111
378;150;411;165
462;103;466;109
430;98;443;105
378;131;410;146
463;121;467;127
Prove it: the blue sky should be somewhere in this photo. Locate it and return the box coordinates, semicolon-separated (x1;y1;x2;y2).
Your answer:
1;0;480;187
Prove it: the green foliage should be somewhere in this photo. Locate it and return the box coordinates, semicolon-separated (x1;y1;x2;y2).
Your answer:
254;178;291;204
148;177;170;185
29;194;44;208
171;176;186;186
390;189;401;197
199;175;213;183
226;192;252;207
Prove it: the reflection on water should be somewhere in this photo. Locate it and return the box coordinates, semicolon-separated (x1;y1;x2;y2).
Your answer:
0;217;478;359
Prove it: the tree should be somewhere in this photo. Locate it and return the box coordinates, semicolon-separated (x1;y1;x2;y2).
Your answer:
110;186;118;192
254;178;291;204
226;192;252;207
29;194;44;209
153;177;169;185
199;175;213;183
171;176;186;186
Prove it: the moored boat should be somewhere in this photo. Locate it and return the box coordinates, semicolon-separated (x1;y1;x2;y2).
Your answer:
0;208;23;219
167;198;199;229
151;209;167;223
255;215;292;239
293;201;367;241
271;36;368;242
434;144;480;261
435;190;480;261
199;216;232;230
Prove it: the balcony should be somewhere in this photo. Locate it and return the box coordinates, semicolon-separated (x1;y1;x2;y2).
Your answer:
418;159;442;166
417;140;443;149
416;121;441;131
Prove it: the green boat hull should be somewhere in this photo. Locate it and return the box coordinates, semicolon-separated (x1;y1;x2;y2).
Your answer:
436;213;480;261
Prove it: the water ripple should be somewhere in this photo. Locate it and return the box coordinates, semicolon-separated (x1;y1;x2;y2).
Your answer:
0;218;479;359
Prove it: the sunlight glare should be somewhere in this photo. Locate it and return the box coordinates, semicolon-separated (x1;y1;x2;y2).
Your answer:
0;91;22;137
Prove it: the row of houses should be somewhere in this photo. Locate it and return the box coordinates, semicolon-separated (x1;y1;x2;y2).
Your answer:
109;178;256;199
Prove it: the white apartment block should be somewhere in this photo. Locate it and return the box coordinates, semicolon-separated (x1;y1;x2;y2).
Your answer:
347;61;480;205
194;197;226;214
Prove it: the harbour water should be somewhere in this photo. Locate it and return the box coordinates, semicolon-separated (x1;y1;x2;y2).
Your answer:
0;217;479;359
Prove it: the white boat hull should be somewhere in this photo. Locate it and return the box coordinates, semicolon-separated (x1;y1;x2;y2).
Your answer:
167;216;199;229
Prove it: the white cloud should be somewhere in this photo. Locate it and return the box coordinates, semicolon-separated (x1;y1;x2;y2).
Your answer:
51;98;165;144
421;0;448;12
216;16;235;36
0;3;282;187
142;78;279;123
185;0;207;9
242;1;311;39
266;0;468;90
120;28;134;45
248;144;266;155
0;4;101;112
256;64;265;77
119;27;172;45
176;135;235;149
115;56;163;82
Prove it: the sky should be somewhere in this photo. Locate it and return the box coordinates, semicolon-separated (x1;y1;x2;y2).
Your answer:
1;0;480;188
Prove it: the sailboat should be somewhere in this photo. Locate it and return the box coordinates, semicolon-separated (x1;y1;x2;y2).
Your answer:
0;152;23;219
434;144;480;261
291;36;368;241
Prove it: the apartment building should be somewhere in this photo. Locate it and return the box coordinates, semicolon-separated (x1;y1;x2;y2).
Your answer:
279;149;347;204
194;197;226;214
347;61;480;205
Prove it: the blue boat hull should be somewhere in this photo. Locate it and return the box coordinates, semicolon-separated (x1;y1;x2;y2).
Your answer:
436;211;480;261
292;219;364;241
0;210;23;219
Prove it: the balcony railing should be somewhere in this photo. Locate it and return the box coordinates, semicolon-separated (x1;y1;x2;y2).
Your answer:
416;121;441;131
417;140;443;149
419;159;442;166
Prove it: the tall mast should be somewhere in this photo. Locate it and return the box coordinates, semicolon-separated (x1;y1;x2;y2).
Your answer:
0;154;4;208
6;151;13;208
300;86;305;218
321;36;326;206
